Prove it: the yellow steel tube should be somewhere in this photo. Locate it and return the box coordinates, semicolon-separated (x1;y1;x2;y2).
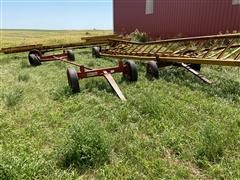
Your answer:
100;53;240;67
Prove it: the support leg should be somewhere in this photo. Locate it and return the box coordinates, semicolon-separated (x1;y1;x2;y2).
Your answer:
103;71;126;101
181;63;212;84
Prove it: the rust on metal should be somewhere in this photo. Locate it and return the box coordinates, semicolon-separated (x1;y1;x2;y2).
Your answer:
50;55;127;101
181;63;212;84
81;34;120;43
75;61;127;101
99;34;240;67
0;35;121;54
1;44;43;54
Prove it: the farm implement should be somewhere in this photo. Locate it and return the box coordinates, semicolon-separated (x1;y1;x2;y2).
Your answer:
66;33;240;100
0;34;119;54
65;59;137;101
28;49;75;66
1;34;121;66
0;34;137;101
93;33;240;84
1;33;240;101
40;55;137;101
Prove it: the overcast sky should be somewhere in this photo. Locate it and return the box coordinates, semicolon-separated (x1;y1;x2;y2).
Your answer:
1;0;113;30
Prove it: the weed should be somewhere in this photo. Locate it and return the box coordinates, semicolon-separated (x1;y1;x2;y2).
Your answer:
18;72;30;82
163;133;184;157
1;30;239;179
3;88;24;107
50;85;72;101
0;165;12;180
0;55;12;65
87;60;95;67
158;67;240;102
129;29;149;42
59;121;111;171
215;79;240;102
20;60;30;68
0;151;53;179
195;122;225;168
84;79;113;93
52;61;66;68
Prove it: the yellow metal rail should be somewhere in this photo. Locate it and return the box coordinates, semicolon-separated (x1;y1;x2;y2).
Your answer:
0;35;119;54
100;34;240;67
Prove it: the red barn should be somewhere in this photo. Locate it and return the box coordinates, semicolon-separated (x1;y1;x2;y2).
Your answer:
113;0;240;39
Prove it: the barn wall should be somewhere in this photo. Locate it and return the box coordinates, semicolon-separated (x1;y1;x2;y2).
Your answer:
114;0;240;39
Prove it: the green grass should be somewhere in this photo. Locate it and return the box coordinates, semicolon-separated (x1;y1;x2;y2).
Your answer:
58;121;111;171
0;30;240;179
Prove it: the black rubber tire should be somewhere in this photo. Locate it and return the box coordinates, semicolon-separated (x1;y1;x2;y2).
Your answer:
92;47;101;58
123;60;138;82
67;68;80;93
189;64;201;71
28;54;41;66
29;49;42;57
66;50;75;61
28;49;42;66
146;61;159;79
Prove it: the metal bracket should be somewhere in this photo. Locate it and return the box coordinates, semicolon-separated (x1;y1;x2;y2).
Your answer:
181;63;212;84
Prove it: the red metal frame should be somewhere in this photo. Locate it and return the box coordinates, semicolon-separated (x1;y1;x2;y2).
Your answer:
40;53;68;62
38;51;68;62
77;61;126;79
60;58;128;101
29;49;129;101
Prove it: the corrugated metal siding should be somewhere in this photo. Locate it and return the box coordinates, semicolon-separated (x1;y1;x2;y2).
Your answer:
114;0;240;39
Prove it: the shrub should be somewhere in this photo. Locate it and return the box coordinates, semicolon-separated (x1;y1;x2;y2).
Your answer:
59;121;110;170
129;29;148;42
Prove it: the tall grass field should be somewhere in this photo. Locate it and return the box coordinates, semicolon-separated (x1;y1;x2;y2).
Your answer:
0;30;240;179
